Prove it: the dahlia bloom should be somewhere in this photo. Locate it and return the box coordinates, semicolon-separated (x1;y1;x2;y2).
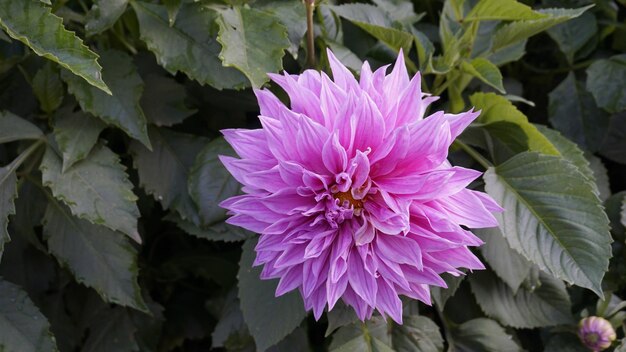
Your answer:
220;49;502;323
578;316;616;351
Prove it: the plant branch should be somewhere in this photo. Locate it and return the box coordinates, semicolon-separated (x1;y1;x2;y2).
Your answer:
305;0;316;68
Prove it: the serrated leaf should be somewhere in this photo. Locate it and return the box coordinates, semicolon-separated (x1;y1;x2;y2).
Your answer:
43;201;147;311
325;302;359;337
392;316;444;352
449;318;521;352
587;154;610;202
461;58;505;93
484;152;612;296
470;270;573;328
0;279;58;352
40;143;141;243
475;227;532;293
257;0;306;58
548;73;609;152
600;112;626;164
166;214;251;242
0;164;17;260
0;111;43;144
329;4;414;52
61;50;151;148
53;109;106;171
465;0;547;21
131;1;248;90
163;0;182;26
82;307;139;352
211;289;249;348
470;92;560;156
586;54;626;113
238;238;306;351
372;0;421;27
32;62;63;114
130;127;207;225
140;74;196;127
0;0;110;94
188;137;239;226
85;0;129;36
215;6;289;88
547;12;597;63
492;6;591;52
329;317;393;352
431;273;464;309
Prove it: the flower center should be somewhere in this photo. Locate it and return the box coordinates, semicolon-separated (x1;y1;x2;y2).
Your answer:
583;332;600;345
334;190;363;209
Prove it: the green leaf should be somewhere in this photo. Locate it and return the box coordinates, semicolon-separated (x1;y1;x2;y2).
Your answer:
329;317;393;352
465;0;547;21
0;279;58;352
449;318;521;352
166;214;252;243
61;50;151;148
325;302;358;337
548;73;609;152
82;307;139;352
188;137;239;227
40;143;141;243
431;273;464;309
85;0;129;36
238;238;306;351
324;41;363;72
547;12;597;63
0;111;43;144
257;0;307;59
0;164;17;260
215;6;289;88
130;127;207;225
483;152;612;296
461;58;505;93
140;74;196;127
544;334;587;352
211;290;250;349
53;109;106;172
600;112;626;164
392;316;444;352
0;0;110;94
329;4;414;52
43;201;147;311
372;0;422;28
475;227;533;293
491;6;591;52
470;270;573;328
32;62;63;114
586;54;626;113
131;1;248;90
470;92;560;156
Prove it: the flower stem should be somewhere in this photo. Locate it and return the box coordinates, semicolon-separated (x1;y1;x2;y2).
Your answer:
453;140;493;169
305;0;316;68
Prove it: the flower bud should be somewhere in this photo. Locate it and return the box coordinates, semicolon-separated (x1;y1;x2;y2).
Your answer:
578;316;616;351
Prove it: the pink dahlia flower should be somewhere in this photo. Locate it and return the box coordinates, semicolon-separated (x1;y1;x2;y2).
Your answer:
220;49;502;324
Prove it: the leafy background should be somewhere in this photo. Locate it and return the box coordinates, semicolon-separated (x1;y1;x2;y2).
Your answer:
0;0;625;351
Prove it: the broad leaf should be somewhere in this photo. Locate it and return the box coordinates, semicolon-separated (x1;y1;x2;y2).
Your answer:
431;274;464;309
0;111;43;144
325;302;358;337
32;62;63;114
85;0;129;36
0;0;110;94
544;334;587;352
62;50;151;148
188;137;239;226
484;152;611;295
43;201;147;311
130;127;207;225
600;112;626;164
82;307;139;352
0;164;17;260
461;58;505;93
140;74;196;127
470;270;573;328
163;0;182;26
167;214;251;243
465;0;546;21
211;290;250;349
475;227;532;293
329;317;393;352
547;12;597;63
40;143;141;243
53;109;106;171
0;279;58;352
215;6;290;88
238;238;306;351
449;318;521;352
392;316;444;352
622;196;626;229
548;73;609;152
586;54;626;113
131;1;248;90
372;0;421;27
258;0;307;59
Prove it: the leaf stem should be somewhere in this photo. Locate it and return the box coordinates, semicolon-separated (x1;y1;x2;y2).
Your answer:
453;140;493;169
305;0;316;68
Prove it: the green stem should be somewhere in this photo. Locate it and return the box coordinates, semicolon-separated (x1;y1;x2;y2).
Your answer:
453;140;492;169
305;0;316;68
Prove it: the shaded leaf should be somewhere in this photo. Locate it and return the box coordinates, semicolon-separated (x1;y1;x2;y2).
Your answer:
211;289;252;349
53;109;106;171
431;274;464;309
392;316;444;352
449;318;521;352
82;307;139;352
325;302;358;337
600;112;626;164
131;1;248;90
461;58;505;93
0;163;17;260
0;111;43;144
0;279;58;352
258;0;307;58
544;333;587;352
166;214;251;243
586;54;626;113
140;74;196;127
0;0;110;94
484;152;611;295
238;238;306;351
40;143;141;243
465;0;546;21
85;0;129;36
163;0;182;26
329;317;393;352
32;62;63;114
547;12;597;63
61;50;151;148
42;201;147;311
